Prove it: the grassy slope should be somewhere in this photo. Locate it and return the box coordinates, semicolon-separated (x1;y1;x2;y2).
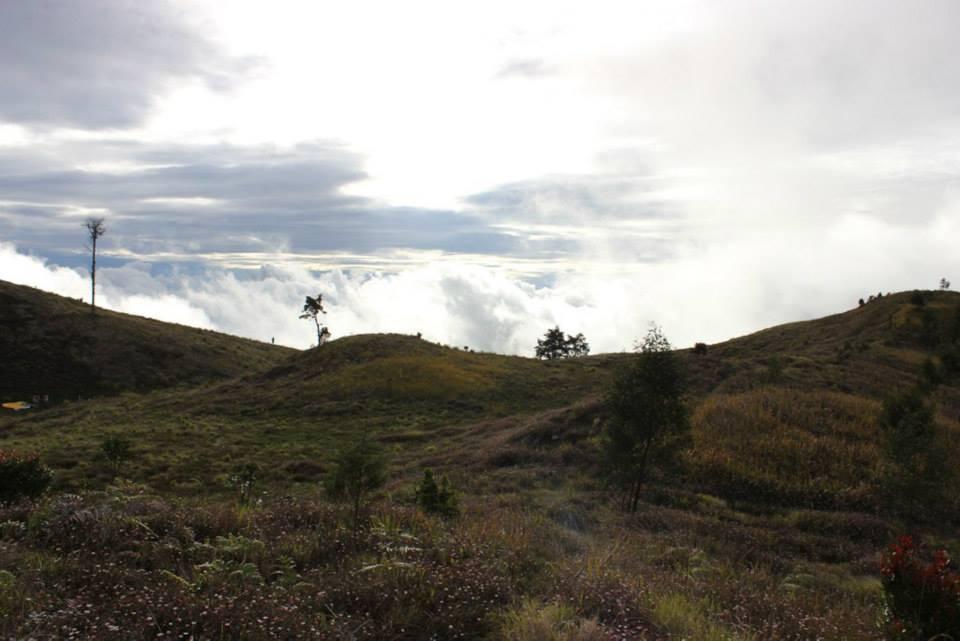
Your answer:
0;280;294;401
2;287;960;639
2;289;958;499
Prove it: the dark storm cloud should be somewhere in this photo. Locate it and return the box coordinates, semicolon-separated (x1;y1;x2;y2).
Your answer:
0;141;539;261
0;0;250;129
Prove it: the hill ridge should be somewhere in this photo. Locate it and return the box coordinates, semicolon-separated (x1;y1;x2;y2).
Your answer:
0;279;295;401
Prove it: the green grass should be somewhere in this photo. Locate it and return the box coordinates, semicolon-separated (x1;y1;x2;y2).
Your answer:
1;285;960;639
0;280;293;401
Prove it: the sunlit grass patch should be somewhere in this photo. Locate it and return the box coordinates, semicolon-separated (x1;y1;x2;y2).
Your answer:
652;592;757;641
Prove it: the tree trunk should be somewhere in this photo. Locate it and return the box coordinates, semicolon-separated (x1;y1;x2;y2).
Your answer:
90;235;97;312
629;441;651;513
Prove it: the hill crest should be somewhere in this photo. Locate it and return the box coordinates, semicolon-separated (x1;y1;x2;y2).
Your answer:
0;280;295;402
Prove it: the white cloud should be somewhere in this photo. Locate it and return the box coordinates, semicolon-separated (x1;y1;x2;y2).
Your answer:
3;208;957;358
3;1;959;352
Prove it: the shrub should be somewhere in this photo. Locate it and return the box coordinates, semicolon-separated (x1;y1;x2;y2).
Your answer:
229;463;260;506
920;358;943;389
878;388;946;519
100;434;133;477
0;451;52;503
325;436;388;531
415;468;458;517
693;342;708;355
604;325;688;512
940;344;960;376
880;535;960;640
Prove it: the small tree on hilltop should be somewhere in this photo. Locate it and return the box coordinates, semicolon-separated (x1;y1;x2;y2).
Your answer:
300;294;331;347
535;327;590;359
604;324;688;513
566;332;590;357
84;217;106;312
941;277;952;291
325;435;388;532
536;327;567;360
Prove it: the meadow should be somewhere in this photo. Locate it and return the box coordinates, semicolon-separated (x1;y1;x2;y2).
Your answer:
1;281;959;639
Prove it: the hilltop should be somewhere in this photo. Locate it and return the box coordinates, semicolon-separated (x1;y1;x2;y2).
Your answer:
0;280;294;402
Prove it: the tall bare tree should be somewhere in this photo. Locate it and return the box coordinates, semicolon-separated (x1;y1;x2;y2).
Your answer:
84;217;106;311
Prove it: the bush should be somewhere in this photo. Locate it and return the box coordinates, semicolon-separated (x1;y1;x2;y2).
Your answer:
880;535;960;640
229;463;260;506
604;324;689;512
693;342;708;355
920;358;943;389
940;344;960;376
415;469;458;517
100;434;133;477
325;436;387;531
878;388;946;519
0;451;52;503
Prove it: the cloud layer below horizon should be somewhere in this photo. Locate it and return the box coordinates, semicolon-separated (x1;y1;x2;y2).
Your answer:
1;0;958;353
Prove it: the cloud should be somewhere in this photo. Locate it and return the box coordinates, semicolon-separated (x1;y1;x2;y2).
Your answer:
495;58;555;79
0;0;251;129
3;197;958;358
0;138;690;271
2;0;959;356
0;140;539;264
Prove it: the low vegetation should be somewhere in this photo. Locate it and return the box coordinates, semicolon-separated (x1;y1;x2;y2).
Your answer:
0;280;293;402
1;284;959;638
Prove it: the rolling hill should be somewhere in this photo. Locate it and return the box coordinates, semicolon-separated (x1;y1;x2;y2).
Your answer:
0;279;294;402
1;283;959;640
2;285;957;502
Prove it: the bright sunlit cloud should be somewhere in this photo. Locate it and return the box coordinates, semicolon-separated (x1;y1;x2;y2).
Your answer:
1;0;958;353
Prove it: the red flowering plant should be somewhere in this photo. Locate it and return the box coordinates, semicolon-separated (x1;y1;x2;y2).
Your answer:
880;535;960;640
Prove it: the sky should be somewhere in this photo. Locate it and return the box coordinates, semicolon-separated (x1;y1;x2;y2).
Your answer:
1;0;958;353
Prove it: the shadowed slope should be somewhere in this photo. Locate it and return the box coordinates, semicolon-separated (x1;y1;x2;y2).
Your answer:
0;280;295;401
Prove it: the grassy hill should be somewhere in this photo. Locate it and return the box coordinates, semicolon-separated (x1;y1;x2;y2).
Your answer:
2;289;958;498
0;280;294;402
1;286;959;640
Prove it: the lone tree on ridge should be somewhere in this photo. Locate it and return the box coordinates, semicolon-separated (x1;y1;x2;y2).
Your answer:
84;217;106;312
535;326;590;359
300;294;331;346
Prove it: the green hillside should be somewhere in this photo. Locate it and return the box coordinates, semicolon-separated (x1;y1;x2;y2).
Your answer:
0;280;294;402
2;288;958;500
1;286;959;640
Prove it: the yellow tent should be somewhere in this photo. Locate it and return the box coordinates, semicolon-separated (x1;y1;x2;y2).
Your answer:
1;401;31;411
